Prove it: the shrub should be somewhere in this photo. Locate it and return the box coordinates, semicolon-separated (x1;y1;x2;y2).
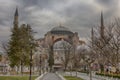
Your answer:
96;72;120;79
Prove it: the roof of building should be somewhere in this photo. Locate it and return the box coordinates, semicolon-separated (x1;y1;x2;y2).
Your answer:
15;7;18;16
51;26;70;32
50;25;73;35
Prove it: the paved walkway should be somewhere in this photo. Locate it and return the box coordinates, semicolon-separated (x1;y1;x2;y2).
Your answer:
64;72;99;80
63;72;120;80
41;73;62;80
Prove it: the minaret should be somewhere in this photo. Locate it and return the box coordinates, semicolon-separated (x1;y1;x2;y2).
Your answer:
58;22;62;27
100;12;104;38
14;7;19;28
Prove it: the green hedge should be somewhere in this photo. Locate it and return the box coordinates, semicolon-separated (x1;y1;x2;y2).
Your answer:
96;73;120;79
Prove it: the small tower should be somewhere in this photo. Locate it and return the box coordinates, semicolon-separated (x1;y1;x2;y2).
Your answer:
14;7;19;27
100;12;104;38
58;22;62;27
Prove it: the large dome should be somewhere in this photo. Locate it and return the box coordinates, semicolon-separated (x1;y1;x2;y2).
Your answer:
51;26;70;32
50;26;73;35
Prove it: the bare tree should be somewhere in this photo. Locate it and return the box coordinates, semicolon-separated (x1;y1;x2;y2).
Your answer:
1;41;9;55
90;19;120;73
61;41;73;71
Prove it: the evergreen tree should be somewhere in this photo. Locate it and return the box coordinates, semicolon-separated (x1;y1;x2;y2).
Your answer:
18;24;36;74
8;23;21;68
8;24;36;68
20;24;35;66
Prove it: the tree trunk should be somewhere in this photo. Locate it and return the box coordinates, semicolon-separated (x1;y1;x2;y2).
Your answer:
21;60;23;75
17;66;19;74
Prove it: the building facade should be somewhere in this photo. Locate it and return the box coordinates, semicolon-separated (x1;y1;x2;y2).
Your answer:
36;25;85;70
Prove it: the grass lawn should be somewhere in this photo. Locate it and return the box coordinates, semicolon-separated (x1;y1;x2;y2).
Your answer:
0;76;37;80
64;76;83;80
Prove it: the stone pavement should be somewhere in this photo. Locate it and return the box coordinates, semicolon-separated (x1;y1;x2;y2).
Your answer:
41;73;62;80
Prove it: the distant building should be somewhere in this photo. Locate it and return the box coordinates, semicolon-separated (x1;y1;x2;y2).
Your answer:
0;52;9;74
36;25;86;70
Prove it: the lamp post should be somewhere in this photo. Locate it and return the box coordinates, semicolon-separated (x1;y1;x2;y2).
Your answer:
29;47;32;80
29;40;34;80
39;54;42;75
27;24;36;80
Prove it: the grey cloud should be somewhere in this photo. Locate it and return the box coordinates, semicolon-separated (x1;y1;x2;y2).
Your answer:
96;0;117;6
19;0;67;10
0;0;120;42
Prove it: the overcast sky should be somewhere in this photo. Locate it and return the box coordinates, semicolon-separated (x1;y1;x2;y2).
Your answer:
0;0;120;42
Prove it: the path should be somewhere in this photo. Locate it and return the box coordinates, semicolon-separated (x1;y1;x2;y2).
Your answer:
63;72;120;80
41;73;62;80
